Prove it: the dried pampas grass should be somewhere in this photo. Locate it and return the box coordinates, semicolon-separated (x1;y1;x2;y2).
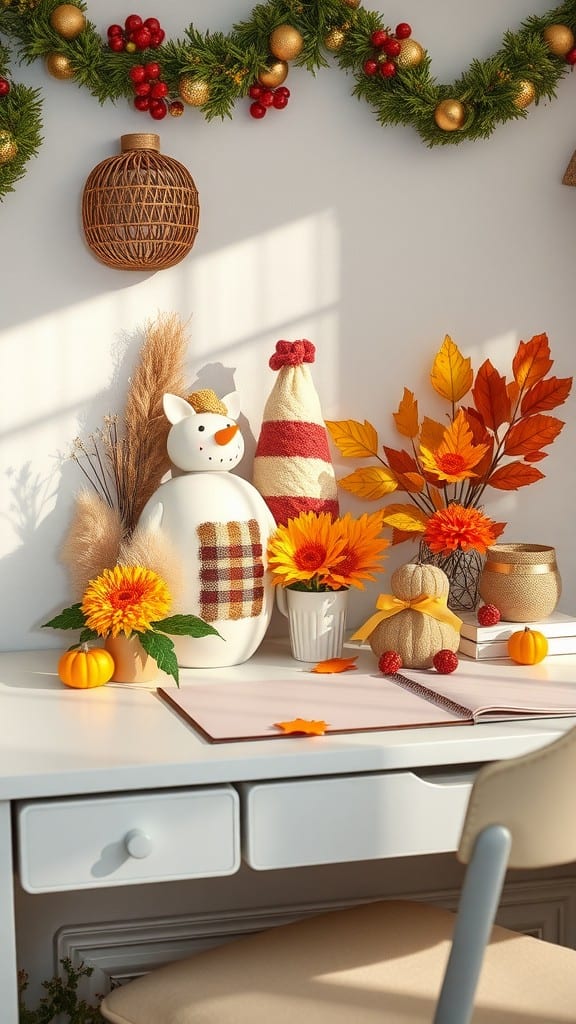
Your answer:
60;491;122;599
118;523;184;606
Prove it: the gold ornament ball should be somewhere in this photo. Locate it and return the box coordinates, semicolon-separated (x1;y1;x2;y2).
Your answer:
543;23;575;56
269;24;304;62
178;75;211;107
258;60;288;88
396;38;425;69
513;80;536;109
434;98;466;132
49;3;86;40
45;52;75;80
0;129;17;165
324;27;346;52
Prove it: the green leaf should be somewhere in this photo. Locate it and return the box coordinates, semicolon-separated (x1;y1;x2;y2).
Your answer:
139;632;180;686
152;615;223;640
78;627;99;645
42;604;86;631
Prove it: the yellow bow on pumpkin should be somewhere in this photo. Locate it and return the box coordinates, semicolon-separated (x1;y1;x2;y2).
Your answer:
351;593;462;643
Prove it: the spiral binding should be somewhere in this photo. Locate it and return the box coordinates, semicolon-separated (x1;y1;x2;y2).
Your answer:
388;671;472;720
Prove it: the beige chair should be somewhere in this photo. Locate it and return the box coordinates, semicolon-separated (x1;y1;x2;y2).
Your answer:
101;725;576;1024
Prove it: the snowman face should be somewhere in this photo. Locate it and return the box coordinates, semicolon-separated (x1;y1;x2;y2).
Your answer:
164;394;245;473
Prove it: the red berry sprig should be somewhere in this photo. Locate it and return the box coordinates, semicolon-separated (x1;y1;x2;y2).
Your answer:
129;61;169;120
0;77;10;98
248;83;290;120
378;650;403;675
433;649;459;674
477;604;502;627
363;21;412;79
107;15;165;54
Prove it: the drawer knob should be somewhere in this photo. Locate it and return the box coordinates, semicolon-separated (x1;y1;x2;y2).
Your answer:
124;829;153;859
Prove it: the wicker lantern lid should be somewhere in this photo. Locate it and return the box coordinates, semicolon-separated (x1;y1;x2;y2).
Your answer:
81;134;200;271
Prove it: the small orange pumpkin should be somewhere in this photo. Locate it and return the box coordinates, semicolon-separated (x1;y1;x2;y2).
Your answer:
58;646;115;688
507;627;548;665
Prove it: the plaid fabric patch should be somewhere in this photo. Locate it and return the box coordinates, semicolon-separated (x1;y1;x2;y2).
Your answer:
197;519;265;622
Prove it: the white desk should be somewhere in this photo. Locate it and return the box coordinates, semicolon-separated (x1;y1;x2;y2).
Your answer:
2;643;576;1022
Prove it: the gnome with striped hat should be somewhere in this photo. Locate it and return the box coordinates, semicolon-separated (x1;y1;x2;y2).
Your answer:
253;339;339;525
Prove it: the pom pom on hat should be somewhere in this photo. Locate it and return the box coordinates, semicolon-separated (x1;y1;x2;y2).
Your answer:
253;340;339;525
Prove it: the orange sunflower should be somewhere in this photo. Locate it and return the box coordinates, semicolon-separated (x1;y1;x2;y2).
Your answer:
322;512;389;590
266;511;347;590
419;409;488;484
81;564;172;637
424;504;505;555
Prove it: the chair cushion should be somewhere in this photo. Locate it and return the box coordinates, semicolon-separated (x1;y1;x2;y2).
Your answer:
100;899;576;1024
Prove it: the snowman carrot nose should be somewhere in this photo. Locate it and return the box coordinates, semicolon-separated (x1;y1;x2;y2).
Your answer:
215;423;239;446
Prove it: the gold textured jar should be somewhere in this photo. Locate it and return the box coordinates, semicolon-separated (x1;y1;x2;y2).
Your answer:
478;543;561;622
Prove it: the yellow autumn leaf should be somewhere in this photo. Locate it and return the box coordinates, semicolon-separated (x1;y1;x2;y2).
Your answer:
380;503;428;532
325;419;379;458
311;657;357;674
339;467;398;500
430;335;473;403
419;416;446;451
275;718;328;736
393;388;419;438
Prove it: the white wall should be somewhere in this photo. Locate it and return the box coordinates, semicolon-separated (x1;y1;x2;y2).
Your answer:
2;0;575;652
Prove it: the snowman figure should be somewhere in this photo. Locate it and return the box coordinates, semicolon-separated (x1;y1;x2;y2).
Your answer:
139;389;277;668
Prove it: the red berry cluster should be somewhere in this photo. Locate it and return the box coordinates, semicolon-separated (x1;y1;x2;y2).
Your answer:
0;77;10;98
129;61;171;119
477;604;501;627
433;649;459;674
363;22;412;80
378;650;403;675
248;83;290;120
107;14;165;54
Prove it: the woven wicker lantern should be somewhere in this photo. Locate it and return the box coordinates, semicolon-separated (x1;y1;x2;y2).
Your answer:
81;134;199;271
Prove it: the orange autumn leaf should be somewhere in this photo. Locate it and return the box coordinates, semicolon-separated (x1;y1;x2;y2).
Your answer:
507;379;520;407
383;445;420;474
487;461;545;490
429;485;446;511
339;466;398;500
512;334;553;390
524;451;548;463
430;335;473;403
311;657;357;674
275;718;328;736
381;503;429;533
392;526;423;545
419;416;446;451
326;419;379;458
520;376;573;417
394;471;425;493
503;414;565;456
393;388;419;438
471;359;511;431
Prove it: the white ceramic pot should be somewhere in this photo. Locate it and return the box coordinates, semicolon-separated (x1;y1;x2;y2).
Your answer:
276;587;349;662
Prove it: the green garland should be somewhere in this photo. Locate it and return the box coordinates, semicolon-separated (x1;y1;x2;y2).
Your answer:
1;0;576;202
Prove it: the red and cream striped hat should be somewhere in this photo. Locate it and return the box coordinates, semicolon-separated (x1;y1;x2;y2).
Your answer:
252;339;339;525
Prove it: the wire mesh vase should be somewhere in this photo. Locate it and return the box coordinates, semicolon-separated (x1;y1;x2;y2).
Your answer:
418;542;483;612
81;134;200;271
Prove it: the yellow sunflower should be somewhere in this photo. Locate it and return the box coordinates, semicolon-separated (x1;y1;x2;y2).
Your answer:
322;512;390;590
267;511;346;589
419;409;488;483
424;504;505;555
81;564;172;638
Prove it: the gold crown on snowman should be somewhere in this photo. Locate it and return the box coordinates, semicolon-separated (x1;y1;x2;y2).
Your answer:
186;389;228;416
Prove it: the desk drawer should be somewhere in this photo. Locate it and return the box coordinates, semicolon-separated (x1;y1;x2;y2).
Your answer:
239;770;475;870
17;786;240;893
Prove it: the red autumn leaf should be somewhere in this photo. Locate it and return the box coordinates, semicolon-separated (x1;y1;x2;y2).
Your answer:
392;526;422;545
524;451;548;463
471;360;511;431
507;380;520;407
503;414;565;455
520;376;573;416
394;471;425;493
274;718;328;736
487;461;545;490
463;408;494;480
311;657;357;674
429;485;446;511
512;334;553;390
383;445;419;474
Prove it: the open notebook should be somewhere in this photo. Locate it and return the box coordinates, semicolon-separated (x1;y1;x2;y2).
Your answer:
157;665;576;743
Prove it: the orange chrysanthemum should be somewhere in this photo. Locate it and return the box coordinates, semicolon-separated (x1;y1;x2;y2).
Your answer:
424;504;505;555
81;564;172;638
322;512;389;590
267;511;346;589
419;410;488;483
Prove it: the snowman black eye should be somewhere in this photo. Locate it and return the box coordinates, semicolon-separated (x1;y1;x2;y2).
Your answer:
198;425;205;432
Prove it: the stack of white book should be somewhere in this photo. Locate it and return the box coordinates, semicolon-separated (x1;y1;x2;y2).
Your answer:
459;610;576;660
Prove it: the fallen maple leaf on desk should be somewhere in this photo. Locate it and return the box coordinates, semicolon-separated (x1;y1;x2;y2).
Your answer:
311;656;357;674
274;718;329;736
